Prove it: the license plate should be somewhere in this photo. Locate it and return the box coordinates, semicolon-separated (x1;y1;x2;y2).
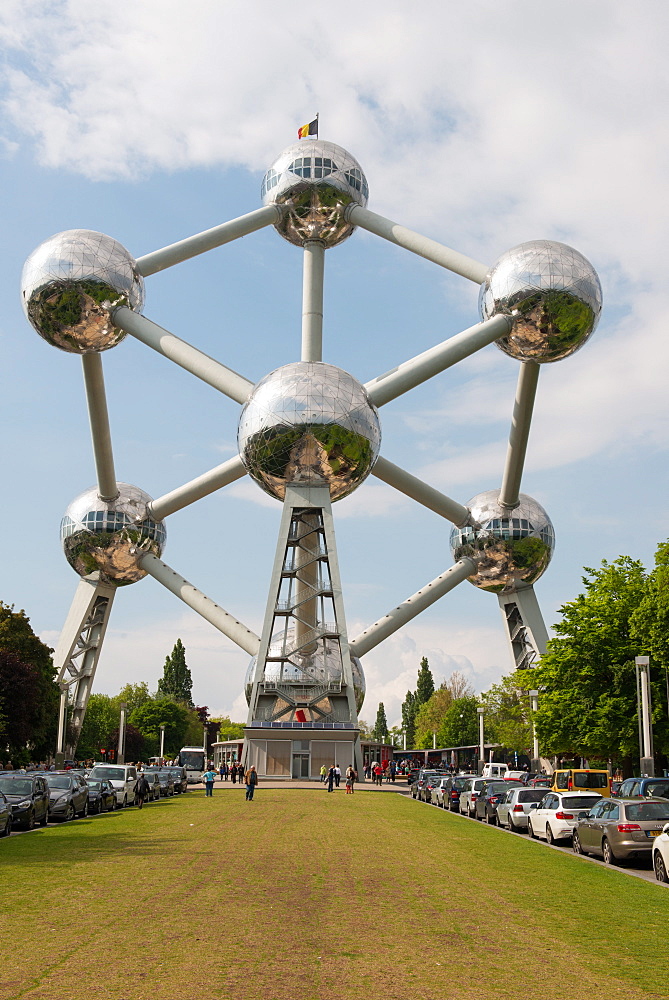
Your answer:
647;830;662;838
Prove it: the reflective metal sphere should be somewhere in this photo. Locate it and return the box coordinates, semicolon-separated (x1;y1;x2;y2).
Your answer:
261;139;369;248
450;491;555;593
479;240;602;363
245;639;365;713
60;483;166;586
238;362;381;502
21;229;144;353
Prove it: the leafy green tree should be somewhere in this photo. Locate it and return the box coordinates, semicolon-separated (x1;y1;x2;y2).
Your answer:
128;699;193;757
480;674;534;752
157;638;193;704
531;557;649;773
114;682;152;715
76;693;119;759
209;716;246;740
372;702;389;742
0;603;59;761
357;719;374;740
401;691;416;748
437;696;479;749
414;686;454;748
415;656;435;706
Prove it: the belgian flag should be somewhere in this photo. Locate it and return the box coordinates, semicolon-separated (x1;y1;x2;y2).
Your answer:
298;117;318;139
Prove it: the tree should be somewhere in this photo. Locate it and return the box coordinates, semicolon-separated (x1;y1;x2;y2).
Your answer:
531;557;649;772
357;719;374;740
128;699;193;757
415;656;435;706
115;682;152;716
414;686;454;748
157;639;193;704
0;603;59;762
401;691;416;748
437;696;479;749
76;693;119;759
480;674;534;753
209;716;246;741
372;702;389;742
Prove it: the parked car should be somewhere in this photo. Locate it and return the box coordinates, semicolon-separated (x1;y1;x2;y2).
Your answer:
497;786;551;832
165;767;188;793
0;773;50;829
652;822;669;883
617;777;669;801
474;780;523;823
459;777;488;817
410;770;441;799
573;798;669;865
140;771;162;802
527;775;552;788
45;771;89;821
527;791;603;844
86;778;117;814
430;776;456;808
87;764;138;807
150;770;175;797
550;769;611;797
420;774;447;803
0;791;13;837
433;774;477;811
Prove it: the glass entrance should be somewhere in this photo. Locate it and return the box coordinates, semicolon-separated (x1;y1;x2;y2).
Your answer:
292;753;310;778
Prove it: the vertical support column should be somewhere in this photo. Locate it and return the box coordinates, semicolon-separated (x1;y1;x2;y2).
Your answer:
636;655;654;776
55;689;68;768
294;512;320;653
81;353;118;502
529;689;540;769
117;702;127;764
477;707;485;768
498;586;549;672
301;240;325;362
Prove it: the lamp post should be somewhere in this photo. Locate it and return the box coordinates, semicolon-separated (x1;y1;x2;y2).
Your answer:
117;701;127;764
203;726;208;766
635;656;654;776
159;724;165;763
477;707;485;773
529;689;540;769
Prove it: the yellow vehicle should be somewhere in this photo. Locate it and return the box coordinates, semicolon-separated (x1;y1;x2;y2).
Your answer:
551;768;611;797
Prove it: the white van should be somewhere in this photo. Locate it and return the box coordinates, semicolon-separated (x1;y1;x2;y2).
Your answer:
88;764;138;807
482;762;509;779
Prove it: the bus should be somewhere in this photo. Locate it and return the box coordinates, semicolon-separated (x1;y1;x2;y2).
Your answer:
178;746;206;784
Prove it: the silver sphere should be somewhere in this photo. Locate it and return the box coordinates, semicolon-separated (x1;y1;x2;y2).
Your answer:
21;229;144;353
479;240;602;363
450;491;555;593
261;139;368;248
238;362;381;502
60;483;166;586
245;638;365;714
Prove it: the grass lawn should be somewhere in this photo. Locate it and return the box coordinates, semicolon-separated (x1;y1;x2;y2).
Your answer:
1;787;668;1000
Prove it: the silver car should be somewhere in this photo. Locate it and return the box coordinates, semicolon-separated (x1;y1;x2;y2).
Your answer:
459;777;487;817
497;785;550;831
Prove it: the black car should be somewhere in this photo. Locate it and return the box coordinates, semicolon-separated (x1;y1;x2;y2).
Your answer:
443;774;477;811
45;771;89;821
0;790;13;837
166;767;188;793
147;769;175;797
474;780;522;824
0;773;49;829
86;778;117;814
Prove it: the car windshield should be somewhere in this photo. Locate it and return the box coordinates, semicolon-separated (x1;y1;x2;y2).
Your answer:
626;802;669;821
562;795;602;808
572;772;609;788
90;767;125;781
644;782;669;799
169;771;182;778
0;778;33;794
45;775;72;789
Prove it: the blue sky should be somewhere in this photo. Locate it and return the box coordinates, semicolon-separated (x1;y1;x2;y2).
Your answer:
1;1;668;726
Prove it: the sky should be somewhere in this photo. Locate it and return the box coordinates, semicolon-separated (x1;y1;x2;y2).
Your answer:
1;1;668;728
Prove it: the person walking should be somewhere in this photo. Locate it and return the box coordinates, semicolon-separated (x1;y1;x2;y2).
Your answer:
231;763;237;784
334;764;341;788
135;773;150;809
219;764;225;782
345;765;356;794
320;764;327;783
326;765;335;792
245;765;258;801
203;766;217;797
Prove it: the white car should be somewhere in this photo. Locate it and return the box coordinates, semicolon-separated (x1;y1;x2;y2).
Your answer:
527;791;602;844
88;764;138;807
653;823;669;883
459;777;487;817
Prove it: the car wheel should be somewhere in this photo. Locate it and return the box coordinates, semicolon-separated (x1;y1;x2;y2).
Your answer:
110;798;116;811
66;804;75;822
122;795;127;808
0;816;10;837
602;837;618;865
25;810;35;831
528;819;536;839
654;852;669;883
573;831;585;855
546;824;555;845
487;812;496;825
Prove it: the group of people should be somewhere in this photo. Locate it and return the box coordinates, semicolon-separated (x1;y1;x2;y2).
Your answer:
362;759;398;783
203;764;258;800
320;764;358;793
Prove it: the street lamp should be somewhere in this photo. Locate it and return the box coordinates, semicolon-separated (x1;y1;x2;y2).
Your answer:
117;701;127;764
159;724;166;762
635;656;654;776
477;707;485;771
529;689;540;768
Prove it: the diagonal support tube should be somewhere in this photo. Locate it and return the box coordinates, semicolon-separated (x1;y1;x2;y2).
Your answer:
365;314;512;407
349;558;476;657
136;205;282;276
147;455;247;520
141;552;260;656
113;307;254;404
372;455;473;527
498;361;540;510
347;205;488;284
301;240;325;362
81;353;118;501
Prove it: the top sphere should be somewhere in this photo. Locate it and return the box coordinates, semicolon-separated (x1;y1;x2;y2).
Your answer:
261;139;368;248
21;229;144;353
238;361;381;502
450;490;555;593
479;240;602;363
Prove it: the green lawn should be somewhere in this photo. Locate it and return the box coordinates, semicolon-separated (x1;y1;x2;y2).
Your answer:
1;787;668;1000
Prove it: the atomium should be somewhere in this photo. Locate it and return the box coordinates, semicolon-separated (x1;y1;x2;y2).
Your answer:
21;229;144;353
261;139;369;248
238;361;381;502
60;483;166;586
480;240;602;363
450;491;555;594
245;635;366;714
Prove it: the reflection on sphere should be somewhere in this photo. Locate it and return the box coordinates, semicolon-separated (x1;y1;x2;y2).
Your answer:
21;229;144;353
261;139;368;248
238;362;381;502
450;491;554;593
60;483;165;586
479;240;602;363
245;639;365;713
